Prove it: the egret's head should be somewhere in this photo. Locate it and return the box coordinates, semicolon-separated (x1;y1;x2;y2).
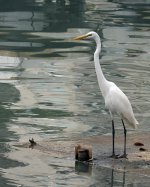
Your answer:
74;31;98;41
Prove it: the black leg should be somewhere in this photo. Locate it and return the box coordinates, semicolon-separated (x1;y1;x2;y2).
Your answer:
112;120;115;156
119;119;127;158
110;120;118;158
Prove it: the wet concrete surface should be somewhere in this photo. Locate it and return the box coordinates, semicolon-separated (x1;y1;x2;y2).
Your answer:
14;133;150;176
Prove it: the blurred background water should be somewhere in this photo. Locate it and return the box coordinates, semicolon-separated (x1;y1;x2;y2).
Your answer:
0;0;150;186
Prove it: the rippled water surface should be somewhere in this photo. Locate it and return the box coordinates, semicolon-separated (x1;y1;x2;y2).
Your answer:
0;0;150;186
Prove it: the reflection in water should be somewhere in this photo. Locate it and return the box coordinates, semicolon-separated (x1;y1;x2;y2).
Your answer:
75;161;92;175
75;161;127;187
0;83;23;186
0;0;150;186
0;0;87;55
111;169;125;187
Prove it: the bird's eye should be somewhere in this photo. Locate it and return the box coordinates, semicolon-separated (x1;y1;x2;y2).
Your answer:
88;34;92;36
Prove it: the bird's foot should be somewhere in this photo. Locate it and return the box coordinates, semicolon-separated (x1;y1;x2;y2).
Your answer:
117;153;128;159
109;154;119;159
109;153;128;159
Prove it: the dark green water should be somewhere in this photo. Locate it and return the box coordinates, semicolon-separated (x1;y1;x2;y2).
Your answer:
0;0;150;186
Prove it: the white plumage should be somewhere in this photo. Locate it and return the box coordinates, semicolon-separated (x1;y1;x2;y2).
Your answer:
75;31;139;158
105;83;138;128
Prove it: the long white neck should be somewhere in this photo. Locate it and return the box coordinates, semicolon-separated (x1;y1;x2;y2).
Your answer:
94;35;110;97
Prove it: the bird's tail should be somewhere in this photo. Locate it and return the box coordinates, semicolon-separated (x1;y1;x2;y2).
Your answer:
124;117;139;129
133;119;139;129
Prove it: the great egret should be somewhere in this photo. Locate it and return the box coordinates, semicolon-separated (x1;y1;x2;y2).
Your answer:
74;31;139;158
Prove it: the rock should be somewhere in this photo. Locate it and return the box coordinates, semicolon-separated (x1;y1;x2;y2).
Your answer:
75;144;92;161
134;142;144;146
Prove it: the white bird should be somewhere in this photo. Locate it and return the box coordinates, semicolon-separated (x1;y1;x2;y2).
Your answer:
74;31;139;158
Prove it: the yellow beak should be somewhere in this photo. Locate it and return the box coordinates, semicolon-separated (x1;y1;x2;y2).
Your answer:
74;34;88;40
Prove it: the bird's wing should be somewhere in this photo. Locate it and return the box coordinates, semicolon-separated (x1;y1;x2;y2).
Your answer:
105;84;138;128
105;84;129;113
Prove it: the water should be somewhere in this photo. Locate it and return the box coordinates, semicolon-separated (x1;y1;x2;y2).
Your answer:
0;0;150;186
